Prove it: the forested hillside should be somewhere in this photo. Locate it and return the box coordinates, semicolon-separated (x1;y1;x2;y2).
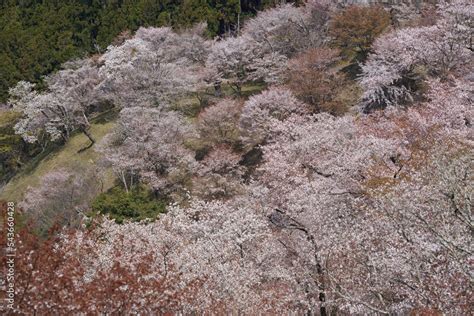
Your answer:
0;0;275;103
0;0;473;314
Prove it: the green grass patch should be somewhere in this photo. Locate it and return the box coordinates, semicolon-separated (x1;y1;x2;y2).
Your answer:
0;121;116;203
0;110;21;128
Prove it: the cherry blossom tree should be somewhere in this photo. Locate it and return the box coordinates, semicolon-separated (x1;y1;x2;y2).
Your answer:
239;86;308;148
242;1;331;57
10;59;101;148
206;35;287;95
362;140;473;314
98;40;194;108
98;107;196;195
196;98;242;146
134;23;211;65
8;81;48;147
19;167;102;235
423;79;473;135
192;145;246;199
98;26;209;108
359;0;473;110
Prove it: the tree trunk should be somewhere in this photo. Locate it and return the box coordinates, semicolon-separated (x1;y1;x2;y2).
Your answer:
230;83;242;96
122;171;129;193
77;127;95;153
269;209;328;314
214;81;222;97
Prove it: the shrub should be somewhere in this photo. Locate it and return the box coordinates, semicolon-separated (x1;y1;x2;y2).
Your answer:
91;186;166;224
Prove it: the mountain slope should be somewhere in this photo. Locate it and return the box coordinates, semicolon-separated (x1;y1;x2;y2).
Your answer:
0;121;115;203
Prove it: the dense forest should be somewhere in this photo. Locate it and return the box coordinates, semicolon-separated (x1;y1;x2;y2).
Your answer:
0;0;473;314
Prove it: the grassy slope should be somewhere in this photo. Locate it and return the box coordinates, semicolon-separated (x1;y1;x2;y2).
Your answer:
0;121;116;203
0;82;266;204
